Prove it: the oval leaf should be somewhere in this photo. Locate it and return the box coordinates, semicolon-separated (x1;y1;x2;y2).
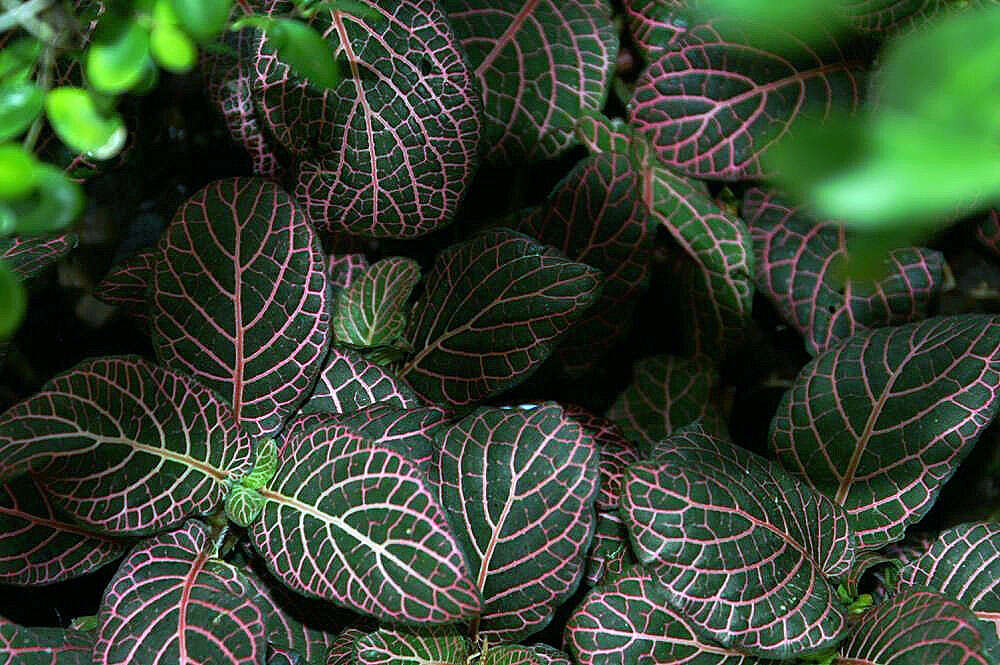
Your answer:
566;565;761;665
95;521;266;665
629;23;862;180
623;0;689;60
251;0;482;238
743;188;945;355
401;228;603;406
0;355;251;534
0;81;44;142
897;522;1000;641
770;315;1000;549
252;420;480;623
45;87;126;159
431;403;599;640
442;0;618;164
302;346;421;415
333;257;420;349
151;177;331;437
622;425;855;657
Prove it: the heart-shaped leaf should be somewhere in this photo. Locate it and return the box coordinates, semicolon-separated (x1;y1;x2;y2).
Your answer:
0;234;77;280
355;626;466;665
743;188;945;355
770;315;1000;549
623;0;687;60
648;165;754;354
0;355;251;534
325;402;450;469
0;616;92;665
252;419;480;623
95;520;267;665
565;565;761;665
333;257;420;349
517;151;652;374
441;0;617;164
563;405;639;512
606;354;725;454
401;228;602;406
629;22;862;180
622;425;855;657
151;177;331;437
93;247;155;326
431;403;599;640
0;476;129;586
302;346;421;415
252;0;482;238
897;522;1000;641
837;589;994;665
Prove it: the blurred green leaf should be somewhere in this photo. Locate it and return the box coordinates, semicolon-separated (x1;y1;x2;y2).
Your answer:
86;20;152;93
0;259;26;338
235;17;341;89
0;37;41;83
0;143;39;200
45;87;127;159
170;0;233;42
0;81;44;142
301;0;384;20
150;23;197;72
5;164;84;234
683;0;850;47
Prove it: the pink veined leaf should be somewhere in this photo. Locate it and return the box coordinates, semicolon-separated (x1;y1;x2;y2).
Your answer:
480;645;540;665
0;476;130;586
770;315;1000;549
441;0;618;165
401;228;603;406
583;512;635;587
430;403;599;641
743;188;946;356
516;151;653;375
151;177;331;437
250;0;482;239
328;253;371;290
0;616;92;665
333;257;421;349
622;425;855;657
531;645;572;665
836;589;994;665
94;520;267;665
252;420;481;624
0;234;77;280
628;22;863;180
622;0;690;61
0;355;251;535
301;346;422;415
316;402;450;470
565;565;762;665
326;628;368;665
93;247;156;326
976;209;1000;258
896;522;1000;643
563;404;639;513
354;626;467;665
839;0;952;33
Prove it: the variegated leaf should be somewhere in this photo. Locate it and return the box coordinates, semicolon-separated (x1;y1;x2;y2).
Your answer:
244;568;339;665
333;257;420;349
354;626;466;665
93;248;155;326
302;346;421;415
323;402;450;469
0;234;77;280
563;404;639;512
0;617;92;665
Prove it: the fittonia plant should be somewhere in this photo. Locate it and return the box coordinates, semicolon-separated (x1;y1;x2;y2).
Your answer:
2;1;1000;665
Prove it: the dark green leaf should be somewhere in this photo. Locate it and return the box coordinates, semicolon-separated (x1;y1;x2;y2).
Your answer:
0;37;42;83
0;233;77;280
242;569;339;664
0;259;25;338
0;616;92;664
0;81;43;142
301;346;421;415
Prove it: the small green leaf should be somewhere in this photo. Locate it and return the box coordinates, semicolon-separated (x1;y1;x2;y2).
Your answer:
241;438;277;490
0;38;41;83
303;0;384;20
0;143;39;200
170;0;233;42
242;17;342;89
45;87;127;159
86;20;153;93
0;259;26;338
150;23;197;72
333;257;420;349
0;81;44;142
226;484;266;527
5;164;85;233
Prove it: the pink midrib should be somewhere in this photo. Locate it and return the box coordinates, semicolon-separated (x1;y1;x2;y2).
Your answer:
474;0;542;77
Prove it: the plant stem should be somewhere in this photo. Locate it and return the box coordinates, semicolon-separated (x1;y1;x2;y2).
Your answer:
0;0;54;36
22;44;53;153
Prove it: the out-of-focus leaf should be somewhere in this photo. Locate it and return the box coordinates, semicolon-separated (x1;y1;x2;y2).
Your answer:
441;0;618;164
0;37;42;82
94;521;267;665
0;143;39;200
86;20;152;94
150;23;197;73
243;17;342;89
431;403;599;641
171;0;233;42
0;234;77;280
622;425;855;657
839;0;950;33
681;0;850;47
771;315;1000;548
743;188;945;355
0;616;92;665
5;165;85;234
151;178;331;437
607;354;725;454
976;210;1000;257
44;87;126;160
333;257;420;349
0;82;43;142
0;355;252;534
401;228;602;406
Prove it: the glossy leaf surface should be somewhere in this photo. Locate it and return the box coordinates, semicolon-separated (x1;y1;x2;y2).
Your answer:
355;626;466;665
151;177;330;437
629;23;862;180
0;617;91;665
333;257;420;348
253;421;480;623
432;403;599;640
771;315;1000;548
0;355;250;534
402;228;602;405
95;521;266;665
243;569;338;664
622;426;854;657
564;405;639;512
442;0;617;164
326;402;449;469
302;346;421;414
743;188;945;355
